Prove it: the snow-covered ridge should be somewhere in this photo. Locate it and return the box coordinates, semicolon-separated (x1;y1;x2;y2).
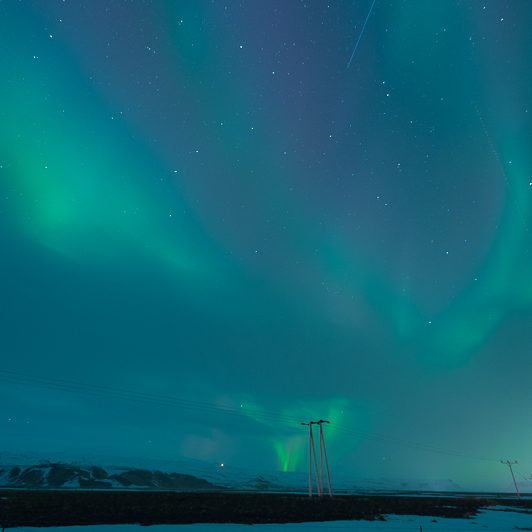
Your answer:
4;452;529;494
0;459;467;493
0;462;218;490
0;461;466;494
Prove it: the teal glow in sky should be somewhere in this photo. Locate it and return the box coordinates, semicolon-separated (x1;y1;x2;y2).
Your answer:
1;0;531;490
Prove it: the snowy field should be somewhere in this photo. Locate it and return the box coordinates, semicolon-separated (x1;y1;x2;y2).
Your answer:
12;507;532;532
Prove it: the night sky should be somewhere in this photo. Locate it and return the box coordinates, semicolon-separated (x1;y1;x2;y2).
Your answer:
1;0;531;490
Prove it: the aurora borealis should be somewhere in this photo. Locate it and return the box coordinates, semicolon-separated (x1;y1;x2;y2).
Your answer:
1;0;532;490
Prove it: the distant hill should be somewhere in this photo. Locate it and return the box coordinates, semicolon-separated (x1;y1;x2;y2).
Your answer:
0;454;473;494
0;462;219;490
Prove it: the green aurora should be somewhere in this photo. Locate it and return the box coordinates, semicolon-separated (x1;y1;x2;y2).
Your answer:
1;1;531;490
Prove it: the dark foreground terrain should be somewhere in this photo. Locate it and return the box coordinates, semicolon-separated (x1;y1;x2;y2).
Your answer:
1;490;531;528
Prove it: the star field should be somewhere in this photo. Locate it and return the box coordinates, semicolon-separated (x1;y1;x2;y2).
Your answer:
0;0;531;489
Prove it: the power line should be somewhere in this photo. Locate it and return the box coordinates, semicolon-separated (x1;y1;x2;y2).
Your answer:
332;423;500;463
0;368;301;426
0;369;508;466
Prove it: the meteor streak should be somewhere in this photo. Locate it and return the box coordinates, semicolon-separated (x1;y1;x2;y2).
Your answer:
347;0;377;68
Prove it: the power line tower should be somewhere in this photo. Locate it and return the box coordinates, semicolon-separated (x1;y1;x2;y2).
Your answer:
301;420;333;497
500;460;520;497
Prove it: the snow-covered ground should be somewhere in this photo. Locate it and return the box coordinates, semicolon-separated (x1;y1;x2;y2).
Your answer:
11;507;532;532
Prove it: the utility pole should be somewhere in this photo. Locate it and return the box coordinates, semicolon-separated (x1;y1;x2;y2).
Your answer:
309;422;320;495
500;460;520;497
317;421;324;496
301;422;320;497
301;420;333;497
317;419;333;497
301;422;312;497
309;421;322;496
